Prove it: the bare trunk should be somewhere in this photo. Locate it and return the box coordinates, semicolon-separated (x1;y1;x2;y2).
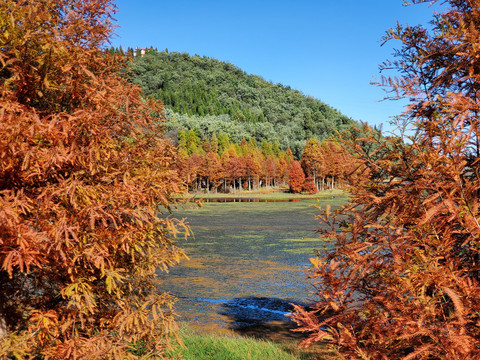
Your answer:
0;300;7;339
0;319;6;340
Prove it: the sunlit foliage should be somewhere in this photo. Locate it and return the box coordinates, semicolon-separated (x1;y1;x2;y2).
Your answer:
288;161;305;194
291;1;480;358
0;0;186;358
125;50;356;157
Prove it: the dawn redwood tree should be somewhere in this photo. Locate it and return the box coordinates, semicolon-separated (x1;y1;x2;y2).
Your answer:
302;176;317;194
291;1;480;359
0;0;187;358
244;153;261;191
203;151;222;193
277;157;289;186
301;138;323;190
288;160;305;193
285;148;294;164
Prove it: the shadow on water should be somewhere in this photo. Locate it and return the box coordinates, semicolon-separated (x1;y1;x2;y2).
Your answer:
219;296;310;341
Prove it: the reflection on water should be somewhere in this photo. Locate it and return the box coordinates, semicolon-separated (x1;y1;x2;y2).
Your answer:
158;197;347;334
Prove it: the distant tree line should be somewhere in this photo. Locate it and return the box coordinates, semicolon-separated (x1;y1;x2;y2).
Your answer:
173;129;359;194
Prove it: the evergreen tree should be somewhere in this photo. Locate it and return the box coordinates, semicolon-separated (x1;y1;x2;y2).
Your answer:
210;132;219;154
186;128;201;155
130;50;356;151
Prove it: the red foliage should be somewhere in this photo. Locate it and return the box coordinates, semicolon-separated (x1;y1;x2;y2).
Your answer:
0;0;186;357
302;176;318;194
290;1;480;359
288;161;305;193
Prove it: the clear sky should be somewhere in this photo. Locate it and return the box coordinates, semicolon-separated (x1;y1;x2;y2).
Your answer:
110;0;444;134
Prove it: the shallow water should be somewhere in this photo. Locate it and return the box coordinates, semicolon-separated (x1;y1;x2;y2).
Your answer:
158;197;347;334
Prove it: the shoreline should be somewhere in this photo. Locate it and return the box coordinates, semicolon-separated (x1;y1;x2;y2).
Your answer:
179;188;347;201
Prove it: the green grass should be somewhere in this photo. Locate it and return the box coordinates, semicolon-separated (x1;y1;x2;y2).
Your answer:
181;188;346;201
168;325;320;360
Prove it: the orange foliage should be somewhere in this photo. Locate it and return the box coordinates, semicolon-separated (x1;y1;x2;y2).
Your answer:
0;1;186;358
291;1;480;358
288;160;305;193
302;176;318;194
176;135;299;193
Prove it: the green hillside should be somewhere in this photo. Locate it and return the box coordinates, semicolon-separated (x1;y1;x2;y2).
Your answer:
128;48;356;157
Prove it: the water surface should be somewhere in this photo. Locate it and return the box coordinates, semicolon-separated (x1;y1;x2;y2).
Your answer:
158;196;347;334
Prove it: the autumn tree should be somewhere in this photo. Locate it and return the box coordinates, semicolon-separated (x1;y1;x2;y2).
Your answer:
285;148;294;164
291;1;480;358
288;160;305;193
301;138;323;190
0;0;187;358
302;176;318;194
202;151;222;193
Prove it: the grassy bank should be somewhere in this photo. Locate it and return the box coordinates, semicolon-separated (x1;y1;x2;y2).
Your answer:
182;188;347;201
168;325;328;360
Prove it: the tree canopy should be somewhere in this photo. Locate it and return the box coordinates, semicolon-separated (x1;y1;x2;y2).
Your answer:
0;1;186;358
291;1;480;358
125;49;356;157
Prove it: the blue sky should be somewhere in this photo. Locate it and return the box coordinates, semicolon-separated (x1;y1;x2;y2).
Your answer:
110;1;443;134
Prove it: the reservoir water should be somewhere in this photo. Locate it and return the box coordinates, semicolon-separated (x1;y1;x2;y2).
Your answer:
158;196;347;336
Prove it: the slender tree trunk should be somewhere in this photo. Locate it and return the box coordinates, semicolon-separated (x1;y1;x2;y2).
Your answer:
0;316;6;339
0;296;7;339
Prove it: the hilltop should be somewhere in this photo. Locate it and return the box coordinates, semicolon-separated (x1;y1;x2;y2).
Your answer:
125;48;357;157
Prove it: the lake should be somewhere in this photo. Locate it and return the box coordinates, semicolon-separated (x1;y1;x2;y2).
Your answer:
158;195;348;336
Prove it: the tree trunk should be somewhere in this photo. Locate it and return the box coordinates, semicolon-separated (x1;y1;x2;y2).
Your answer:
0;317;6;339
0;299;7;339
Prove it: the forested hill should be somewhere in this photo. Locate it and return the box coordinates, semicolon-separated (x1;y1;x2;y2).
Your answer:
128;49;356;157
